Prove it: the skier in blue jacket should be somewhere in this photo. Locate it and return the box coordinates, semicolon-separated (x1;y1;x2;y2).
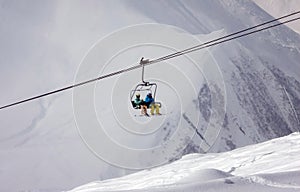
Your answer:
144;93;154;107
144;93;160;115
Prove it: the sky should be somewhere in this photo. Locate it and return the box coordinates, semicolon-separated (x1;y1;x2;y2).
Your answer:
0;0;152;144
0;1;155;191
253;0;300;34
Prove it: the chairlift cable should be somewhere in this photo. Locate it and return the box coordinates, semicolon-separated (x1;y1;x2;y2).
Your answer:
0;12;299;110
150;10;300;63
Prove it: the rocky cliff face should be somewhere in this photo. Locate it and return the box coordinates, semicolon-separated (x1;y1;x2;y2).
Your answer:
127;0;300;153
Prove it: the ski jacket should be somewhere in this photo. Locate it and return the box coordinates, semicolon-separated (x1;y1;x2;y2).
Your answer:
144;95;154;104
134;98;143;105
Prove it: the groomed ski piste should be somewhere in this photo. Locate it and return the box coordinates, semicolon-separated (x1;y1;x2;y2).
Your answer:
70;132;300;192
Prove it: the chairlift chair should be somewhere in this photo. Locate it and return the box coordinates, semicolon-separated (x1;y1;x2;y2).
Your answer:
130;58;162;109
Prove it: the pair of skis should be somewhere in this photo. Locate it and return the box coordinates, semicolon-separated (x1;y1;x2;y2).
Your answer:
135;113;163;117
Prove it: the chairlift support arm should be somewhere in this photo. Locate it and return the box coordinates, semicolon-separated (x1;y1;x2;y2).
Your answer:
140;57;150;85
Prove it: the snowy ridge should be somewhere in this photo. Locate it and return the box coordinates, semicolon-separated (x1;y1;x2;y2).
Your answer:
126;0;300;155
253;0;300;34
95;0;300;161
70;133;300;192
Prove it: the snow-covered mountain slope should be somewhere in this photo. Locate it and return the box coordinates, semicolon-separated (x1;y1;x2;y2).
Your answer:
127;0;300;154
0;0;300;192
253;0;300;34
70;132;300;192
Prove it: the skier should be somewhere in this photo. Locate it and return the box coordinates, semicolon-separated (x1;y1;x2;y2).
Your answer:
134;93;148;116
144;93;161;115
133;93;143;109
144;93;154;107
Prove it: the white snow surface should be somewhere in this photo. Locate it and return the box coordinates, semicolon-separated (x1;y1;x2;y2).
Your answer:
70;132;300;192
